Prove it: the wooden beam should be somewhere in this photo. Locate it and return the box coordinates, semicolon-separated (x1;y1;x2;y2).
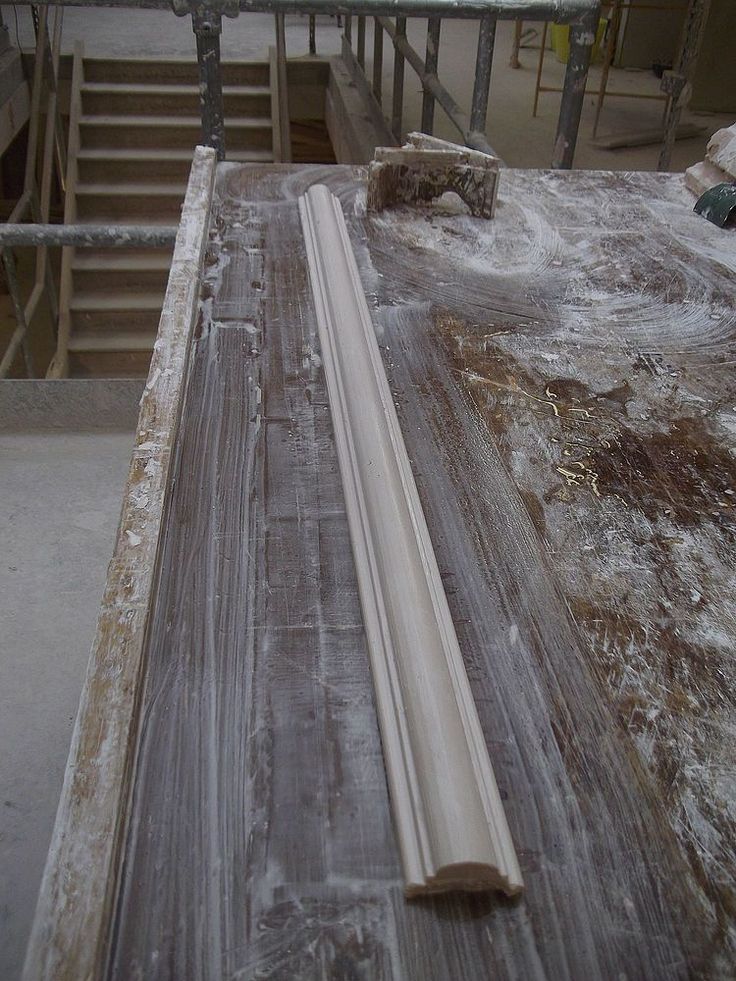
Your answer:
298;183;522;897
23;145;217;981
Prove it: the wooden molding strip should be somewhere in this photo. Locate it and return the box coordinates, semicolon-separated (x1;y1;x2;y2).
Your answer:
298;184;523;897
23;145;217;981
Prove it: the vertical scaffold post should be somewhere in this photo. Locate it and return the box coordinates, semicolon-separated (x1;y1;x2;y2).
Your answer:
553;4;599;169
391;16;406;140
421;17;441;135
192;8;225;160
469;14;496;143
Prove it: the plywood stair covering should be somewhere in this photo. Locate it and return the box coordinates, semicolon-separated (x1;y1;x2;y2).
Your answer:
50;51;276;377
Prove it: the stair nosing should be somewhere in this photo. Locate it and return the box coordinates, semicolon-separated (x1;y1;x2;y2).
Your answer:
79;114;273;128
81;81;271;95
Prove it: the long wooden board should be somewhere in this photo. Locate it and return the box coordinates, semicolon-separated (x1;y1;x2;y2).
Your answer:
23;146;216;981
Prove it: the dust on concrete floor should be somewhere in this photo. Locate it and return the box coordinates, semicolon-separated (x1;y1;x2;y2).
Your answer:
0;426;135;981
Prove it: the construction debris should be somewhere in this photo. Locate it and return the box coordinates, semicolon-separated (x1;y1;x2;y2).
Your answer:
367;133;501;220
685;123;736;196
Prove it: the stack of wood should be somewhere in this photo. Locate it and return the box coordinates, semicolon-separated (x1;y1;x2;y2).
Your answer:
685;124;736;195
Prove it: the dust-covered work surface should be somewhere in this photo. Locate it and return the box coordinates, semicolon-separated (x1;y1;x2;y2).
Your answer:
106;164;735;978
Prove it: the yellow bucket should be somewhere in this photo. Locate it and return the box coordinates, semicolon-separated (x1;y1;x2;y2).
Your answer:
551;19;607;64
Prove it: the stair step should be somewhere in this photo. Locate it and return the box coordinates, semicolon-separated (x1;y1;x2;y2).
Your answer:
70;290;163;330
69;348;153;378
73;252;172;271
82;58;270;87
73;251;172;292
79;114;273;151
77;146;274;181
68;330;157;352
77;181;187;195
71;291;163;312
75;181;186;221
81;82;272;118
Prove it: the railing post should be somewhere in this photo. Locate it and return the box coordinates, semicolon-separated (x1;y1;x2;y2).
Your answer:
421;17;441;135
469;14;496;141
391;16;406;141
372;18;383;105
357;15;366;68
1;248;34;377
309;14;316;55
192;8;225;161
273;12;292;163
345;14;352;45
553;6;598;169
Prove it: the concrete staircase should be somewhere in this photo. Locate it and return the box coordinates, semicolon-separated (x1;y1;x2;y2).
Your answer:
54;54;276;377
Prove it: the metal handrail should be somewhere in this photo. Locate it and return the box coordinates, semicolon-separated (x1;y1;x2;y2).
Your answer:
7;0;600;169
338;9;597;164
10;0;598;17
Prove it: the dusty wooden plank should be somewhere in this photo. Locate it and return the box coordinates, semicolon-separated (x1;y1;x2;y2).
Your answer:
104;163;734;978
356;167;735;974
22;145;217;981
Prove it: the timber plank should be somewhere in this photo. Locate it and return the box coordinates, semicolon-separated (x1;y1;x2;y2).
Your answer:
32;163;736;978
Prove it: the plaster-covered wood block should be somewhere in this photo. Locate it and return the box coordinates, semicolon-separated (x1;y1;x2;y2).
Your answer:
367;132;501;220
706;124;736;179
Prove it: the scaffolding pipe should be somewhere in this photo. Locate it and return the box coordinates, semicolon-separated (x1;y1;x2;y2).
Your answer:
8;0;601;24
0;224;179;247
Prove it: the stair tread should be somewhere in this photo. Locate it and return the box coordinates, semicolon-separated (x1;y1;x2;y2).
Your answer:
77;147;275;162
83;57;269;67
71;292;163;311
81;81;271;95
80;114;273;128
73;253;172;271
68;330;157;352
76;181;187;196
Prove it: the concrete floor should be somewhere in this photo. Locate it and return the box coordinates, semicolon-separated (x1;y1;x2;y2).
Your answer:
11;7;732;171
0;383;139;980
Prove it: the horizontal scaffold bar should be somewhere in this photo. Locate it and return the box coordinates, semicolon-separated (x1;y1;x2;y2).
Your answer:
7;0;600;25
0;224;178;247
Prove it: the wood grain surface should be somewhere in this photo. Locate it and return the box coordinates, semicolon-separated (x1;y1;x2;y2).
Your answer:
105;164;735;978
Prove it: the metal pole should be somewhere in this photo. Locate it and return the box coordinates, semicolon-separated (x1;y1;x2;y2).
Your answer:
532;19;547;116
0;224;178;247
372;17;383;104
592;0;621;137
657;0;711;172
1;248;34;377
344;13;352;43
309;13;316;53
8;0;600;21
391;15;406;140
192;9;225;160
357;14;366;66
552;5;598;169
421;16;441;134
379;15;496;155
510;18;522;67
469;13;496;139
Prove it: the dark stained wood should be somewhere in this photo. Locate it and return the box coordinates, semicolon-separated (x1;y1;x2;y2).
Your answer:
105;165;735;978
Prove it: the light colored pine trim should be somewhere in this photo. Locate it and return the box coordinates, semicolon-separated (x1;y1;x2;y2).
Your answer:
23;145;217;981
299;184;523;898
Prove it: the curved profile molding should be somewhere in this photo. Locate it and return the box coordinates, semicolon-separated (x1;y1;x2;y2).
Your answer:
299;184;523;897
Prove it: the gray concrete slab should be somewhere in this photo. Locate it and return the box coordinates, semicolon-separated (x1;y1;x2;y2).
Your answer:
0;383;139;980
